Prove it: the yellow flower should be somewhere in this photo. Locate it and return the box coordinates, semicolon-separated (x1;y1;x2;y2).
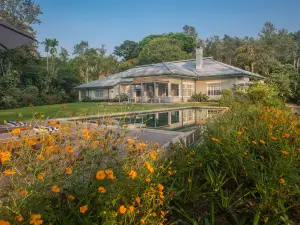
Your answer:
145;162;154;173
211;137;220;143
30;214;43;225
152;212;157;217
281;150;290;155
98;186;107;193
259;140;266;145
150;151;157;160
67;194;75;200
157;184;164;191
37;172;45;181
4;169;16;176
65;145;74;153
80;205;88;214
15;215;23;222
11;128;21;135
37;154;45;161
145;177;151;183
65;167;72;175
119;205;127;214
135;197;141;206
128;205;135;213
242;126;248;130
160;195;165;199
188;178;192;183
236;131;244;135
0;151;11;163
280;178;285;184
51;185;60;193
96;170;106;180
199;162;203;167
128;170;137;180
28;139;36;146
105;169;115;179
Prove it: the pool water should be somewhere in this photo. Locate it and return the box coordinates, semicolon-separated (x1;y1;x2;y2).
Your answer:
115;108;223;132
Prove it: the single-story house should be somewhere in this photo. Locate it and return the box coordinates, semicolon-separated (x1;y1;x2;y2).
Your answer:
75;47;264;103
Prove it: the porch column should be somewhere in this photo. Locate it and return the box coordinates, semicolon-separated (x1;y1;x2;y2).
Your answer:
168;83;171;103
78;90;82;101
178;83;182;97
168;112;171;126
154;113;159;127
154;82;157;97
141;83;144;103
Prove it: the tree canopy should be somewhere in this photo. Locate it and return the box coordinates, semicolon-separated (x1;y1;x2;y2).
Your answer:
0;1;299;109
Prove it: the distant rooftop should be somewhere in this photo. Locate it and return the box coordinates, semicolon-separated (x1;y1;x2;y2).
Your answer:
76;58;264;89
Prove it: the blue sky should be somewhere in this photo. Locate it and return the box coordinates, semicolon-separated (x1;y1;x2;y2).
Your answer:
34;0;300;55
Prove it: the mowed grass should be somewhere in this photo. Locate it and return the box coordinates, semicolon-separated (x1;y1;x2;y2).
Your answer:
0;102;219;123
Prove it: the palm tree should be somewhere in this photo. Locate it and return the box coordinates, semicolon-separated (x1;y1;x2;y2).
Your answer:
42;38;52;71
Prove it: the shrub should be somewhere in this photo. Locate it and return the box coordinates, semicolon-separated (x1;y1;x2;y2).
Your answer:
114;93;129;102
81;96;92;102
191;92;209;102
219;88;234;106
247;82;280;106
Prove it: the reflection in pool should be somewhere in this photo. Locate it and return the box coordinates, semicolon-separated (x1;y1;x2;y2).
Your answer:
116;108;222;132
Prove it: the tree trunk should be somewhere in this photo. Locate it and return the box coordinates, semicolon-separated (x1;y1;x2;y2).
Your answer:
46;52;49;71
297;57;300;74
251;63;254;73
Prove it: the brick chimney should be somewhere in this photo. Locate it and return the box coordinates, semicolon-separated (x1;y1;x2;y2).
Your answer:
196;46;203;70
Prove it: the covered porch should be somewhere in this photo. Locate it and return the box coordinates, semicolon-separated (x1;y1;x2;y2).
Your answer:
129;82;182;103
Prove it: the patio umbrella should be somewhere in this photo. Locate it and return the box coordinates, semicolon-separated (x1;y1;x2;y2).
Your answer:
0;19;36;50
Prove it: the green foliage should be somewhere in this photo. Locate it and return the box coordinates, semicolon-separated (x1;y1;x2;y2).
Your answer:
114;40;140;61
247;82;280;106
139;32;196;54
219;89;234;106
168;102;300;224
138;37;189;64
191;92;209;102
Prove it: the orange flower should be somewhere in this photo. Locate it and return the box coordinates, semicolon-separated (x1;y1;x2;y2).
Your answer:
259;140;266;145
98;186;107;193
37;172;45;181
28;139;36;145
280;178;285;184
199;162;203;167
20;190;28;196
51;185;60;193
128;170;137;180
236;131;244;136
65;145;74;153
11;128;21;135
30;214;43;225
140;219;145;224
65;167;72;175
96;170;106;180
119;205;127;214
271;136;277;140
15;215;23;222
0;151;11;163
4;169;16;176
0;220;10;225
157;184;164;191
128;205;135;213
252;140;257;145
211;137;220;143
282;133;290;138
281;150;290;155
105;169;115;179
67;194;75;200
80;205;88;214
145;177;151;183
135;197;141;206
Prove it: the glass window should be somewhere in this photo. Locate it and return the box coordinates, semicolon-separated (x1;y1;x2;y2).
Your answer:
95;89;104;98
207;83;221;96
182;83;194;97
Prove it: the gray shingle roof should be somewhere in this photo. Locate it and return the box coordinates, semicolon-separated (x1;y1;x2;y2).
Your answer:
76;58;264;89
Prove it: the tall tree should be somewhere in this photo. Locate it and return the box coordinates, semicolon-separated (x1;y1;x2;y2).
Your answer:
183;25;198;41
42;38;52;70
114;40;140;61
138;37;189;65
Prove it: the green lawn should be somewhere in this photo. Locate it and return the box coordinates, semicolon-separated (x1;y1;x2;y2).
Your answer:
0;102;219;123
